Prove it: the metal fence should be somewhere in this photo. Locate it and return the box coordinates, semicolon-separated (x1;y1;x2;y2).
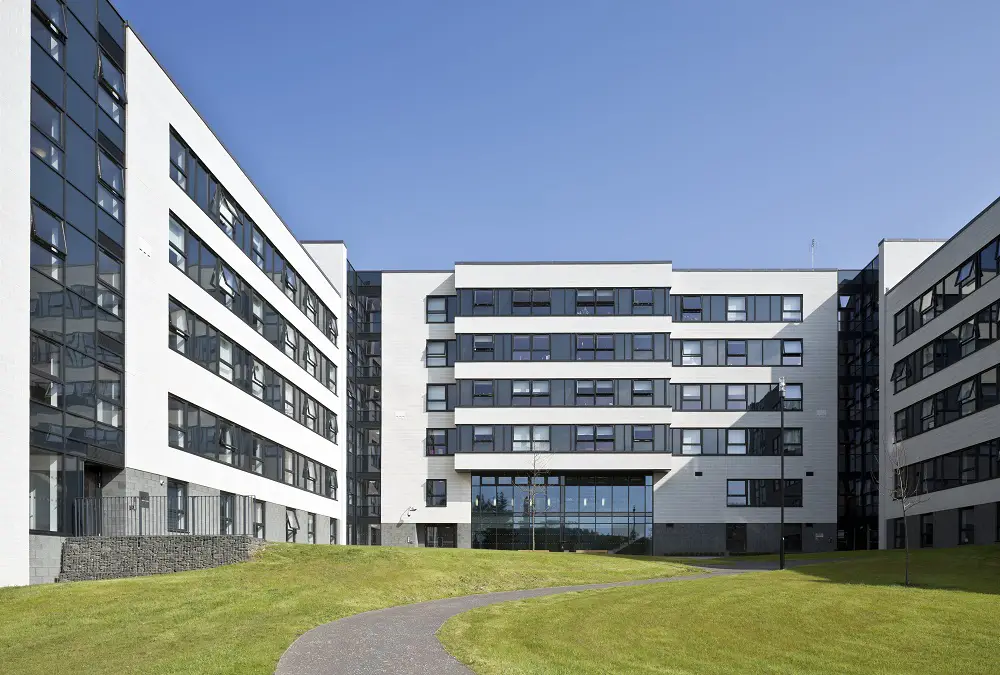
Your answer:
72;495;256;537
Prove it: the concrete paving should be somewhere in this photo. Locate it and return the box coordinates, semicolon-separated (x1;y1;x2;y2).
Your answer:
274;559;840;675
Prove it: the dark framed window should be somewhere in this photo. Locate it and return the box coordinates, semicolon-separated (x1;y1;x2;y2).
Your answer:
681;385;702;411
892;519;905;549
306;513;316;544
782;428;803;455
726;479;748;506
426;479;448;507
632;289;655;315
427;385;449;411
512;334;550;361
726;385;747;410
167;479;188;532
632;380;653;406
920;514;933;548
681;341;702;365
473;426;494;452
286;508;299;543
512;380;549;406
426;340;452;367
781;340;803;366
427;429;452;456
959;507;975;545
473;380;494;405
632;334;654;360
632;425;654;451
782;296;803;321
576;334;614;361
426;296;451;323
726;429;748;454
576;380;614;406
513;425;550;452
726;340;747;366
681;296;702;321
330;518;339;544
783;384;803;411
512;289;552;315
726;296;746;322
472;289;495;315
219;493;234;535
253;500;265;539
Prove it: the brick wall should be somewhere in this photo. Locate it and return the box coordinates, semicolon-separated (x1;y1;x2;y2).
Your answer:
59;536;265;582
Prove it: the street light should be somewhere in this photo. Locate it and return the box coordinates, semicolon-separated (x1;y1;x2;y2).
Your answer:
778;377;786;571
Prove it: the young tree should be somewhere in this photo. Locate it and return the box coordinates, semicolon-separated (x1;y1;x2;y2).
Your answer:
878;434;928;586
525;452;550;551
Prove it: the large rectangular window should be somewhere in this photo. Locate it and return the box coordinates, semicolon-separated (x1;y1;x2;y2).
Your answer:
727;479;803;507
426;479;447;507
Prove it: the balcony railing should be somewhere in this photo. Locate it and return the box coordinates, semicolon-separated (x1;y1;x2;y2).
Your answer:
68;495;256;536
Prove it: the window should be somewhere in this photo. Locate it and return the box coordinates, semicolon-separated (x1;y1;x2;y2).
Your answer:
98;53;125;101
892;519;905;549
426;429;451;456
513;289;552;315
727;429;748;454
726;296;746;322
681;341;702;366
576;380;614;406
959;507;975;545
473;426;494;451
251;295;264;334
783;384;803;411
726;340;747;366
473;335;494;358
632;380;654;405
513;334;550;361
890;361;910;384
31;127;62;172
782;340;803;366
473;380;494;405
97;184;122;221
167;397;185;448
328;314;339;345
286;508;299;543
633;334;653;360
633;289;654;314
253;500;265;539
426;479;447;507
31;89;61;149
283;267;297;300
681;296;702;321
426;340;450;367
726;385;747;410
34;0;67;37
169;302;188;353
727;480;748;506
632;425;654;451
920;514;933;548
576;334;614;361
473;289;494;315
783;428;803;455
251;438;263;474
218;337;234;381
31;202;66;254
513;380;549;406
956;259;976;288
283;324;298;360
513;426;550;452
250;360;265;399
304;344;318;378
304;293;318;324
426;296;450;323
307;513;316;544
681;385;702;411
326;468;338;499
958;379;977;416
251;229;265;269
576;289;612;315
575;425;614;451
98;151;124;197
169;132;187;189
681;429;702;455
920;398;936;432
327;414;338;444
302;460;318;492
781;296;803;322
330;518;339;544
283;451;296;485
919;289;936;321
168;216;186;270
167;480;188;532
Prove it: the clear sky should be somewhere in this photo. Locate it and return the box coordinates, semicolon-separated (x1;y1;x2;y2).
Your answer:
115;0;1000;271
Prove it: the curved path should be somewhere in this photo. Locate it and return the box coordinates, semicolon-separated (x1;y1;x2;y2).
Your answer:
276;559;843;674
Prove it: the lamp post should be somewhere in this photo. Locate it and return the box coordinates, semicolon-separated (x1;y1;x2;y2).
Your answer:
778;377;786;571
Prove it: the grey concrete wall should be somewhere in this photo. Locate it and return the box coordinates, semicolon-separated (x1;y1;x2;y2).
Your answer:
265;502;285;543
29;535;65;585
382;522;418;547
653;523;726;555
933;509;959;548
60;536;266;582
974;503;997;545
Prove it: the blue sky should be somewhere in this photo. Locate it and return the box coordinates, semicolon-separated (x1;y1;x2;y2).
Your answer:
116;0;1000;271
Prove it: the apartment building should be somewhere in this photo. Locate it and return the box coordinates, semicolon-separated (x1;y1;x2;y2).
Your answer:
3;0;1000;588
364;263;841;555
5;0;347;587
882;205;1000;550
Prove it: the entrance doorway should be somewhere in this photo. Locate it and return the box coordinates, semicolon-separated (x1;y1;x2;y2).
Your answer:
424;525;457;548
726;523;747;554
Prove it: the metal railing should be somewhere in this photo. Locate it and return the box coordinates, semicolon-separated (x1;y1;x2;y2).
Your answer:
72;495;256;536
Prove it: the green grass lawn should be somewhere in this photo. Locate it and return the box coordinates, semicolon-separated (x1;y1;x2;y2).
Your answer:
440;545;1000;675
0;545;693;675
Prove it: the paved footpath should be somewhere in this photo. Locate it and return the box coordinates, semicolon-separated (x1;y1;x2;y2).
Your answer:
274;559;839;675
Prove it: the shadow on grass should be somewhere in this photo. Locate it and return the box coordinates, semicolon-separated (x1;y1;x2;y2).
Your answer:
776;544;1000;596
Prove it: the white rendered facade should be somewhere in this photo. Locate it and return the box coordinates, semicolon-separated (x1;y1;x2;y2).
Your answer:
377;263;841;554
880;206;1000;549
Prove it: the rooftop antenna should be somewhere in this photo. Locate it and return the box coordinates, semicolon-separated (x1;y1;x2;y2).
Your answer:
810;239;816;270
